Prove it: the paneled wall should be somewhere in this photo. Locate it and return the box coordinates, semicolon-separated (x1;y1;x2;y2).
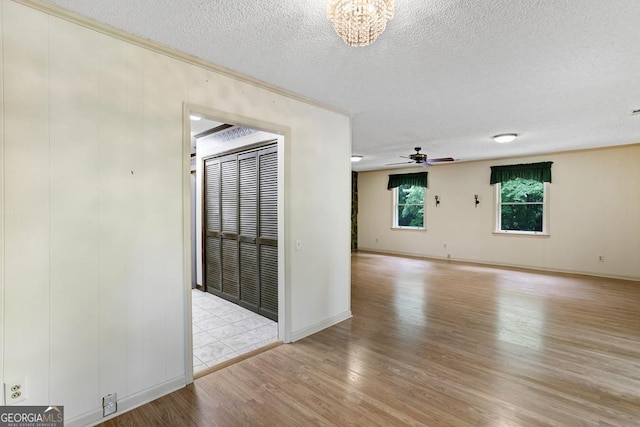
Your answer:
358;144;640;280
0;0;351;424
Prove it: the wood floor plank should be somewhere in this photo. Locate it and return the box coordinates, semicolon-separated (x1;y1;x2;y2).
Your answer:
99;252;640;426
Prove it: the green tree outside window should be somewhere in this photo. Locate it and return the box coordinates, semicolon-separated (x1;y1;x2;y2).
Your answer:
499;178;544;232
396;184;424;228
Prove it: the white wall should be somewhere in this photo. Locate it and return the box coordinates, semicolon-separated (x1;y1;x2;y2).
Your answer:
0;0;352;425
358;144;640;281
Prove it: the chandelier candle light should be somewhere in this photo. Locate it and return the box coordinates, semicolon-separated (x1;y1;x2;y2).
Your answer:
327;0;394;47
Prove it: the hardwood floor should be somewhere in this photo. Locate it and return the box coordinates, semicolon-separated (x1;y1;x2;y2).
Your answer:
100;252;640;426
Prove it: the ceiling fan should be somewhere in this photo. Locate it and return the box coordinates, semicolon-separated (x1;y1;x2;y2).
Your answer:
387;147;455;167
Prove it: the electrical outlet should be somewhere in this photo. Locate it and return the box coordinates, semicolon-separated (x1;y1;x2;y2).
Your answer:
103;393;117;417
4;378;27;405
447;253;451;259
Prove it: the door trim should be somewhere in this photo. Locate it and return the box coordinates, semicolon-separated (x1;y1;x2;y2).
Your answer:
182;102;290;385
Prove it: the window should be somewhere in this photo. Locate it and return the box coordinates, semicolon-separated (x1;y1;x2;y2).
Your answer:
387;172;427;229
394;184;425;229
491;161;552;235
496;178;548;234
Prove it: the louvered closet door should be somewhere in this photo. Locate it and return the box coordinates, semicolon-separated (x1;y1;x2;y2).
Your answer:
220;155;239;299
258;147;278;320
238;152;259;311
202;143;278;321
204;159;222;294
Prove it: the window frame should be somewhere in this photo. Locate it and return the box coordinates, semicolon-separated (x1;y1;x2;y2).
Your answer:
494;180;550;236
392;184;426;230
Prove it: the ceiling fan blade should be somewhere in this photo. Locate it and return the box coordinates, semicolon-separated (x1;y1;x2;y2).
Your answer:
426;157;455;163
386;161;414;165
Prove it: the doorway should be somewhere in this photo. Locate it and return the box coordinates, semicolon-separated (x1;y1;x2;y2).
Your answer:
187;113;282;376
203;144;278;321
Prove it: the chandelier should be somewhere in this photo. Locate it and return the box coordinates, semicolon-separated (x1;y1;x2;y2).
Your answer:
327;0;394;47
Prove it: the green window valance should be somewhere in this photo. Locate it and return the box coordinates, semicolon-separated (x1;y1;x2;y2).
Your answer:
387;172;428;190
490;162;553;184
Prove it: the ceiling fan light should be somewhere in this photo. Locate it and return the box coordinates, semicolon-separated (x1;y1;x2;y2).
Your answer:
351;155;364;162
493;133;518;143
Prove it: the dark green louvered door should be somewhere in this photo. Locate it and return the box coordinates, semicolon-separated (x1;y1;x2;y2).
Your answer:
238;152;259;311
204;159;222;295
257;147;278;320
221;155;239;299
203;143;278;321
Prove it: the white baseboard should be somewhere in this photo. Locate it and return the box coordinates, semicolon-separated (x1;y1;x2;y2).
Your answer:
66;375;186;427
290;310;352;342
357;248;640;282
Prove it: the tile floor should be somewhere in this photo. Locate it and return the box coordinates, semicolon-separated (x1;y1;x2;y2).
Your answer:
192;289;278;374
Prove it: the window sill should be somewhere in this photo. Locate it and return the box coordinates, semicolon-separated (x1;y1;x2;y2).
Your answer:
392;226;427;231
492;231;550;238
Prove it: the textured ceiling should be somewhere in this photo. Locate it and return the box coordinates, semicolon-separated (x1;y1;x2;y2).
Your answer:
45;0;640;171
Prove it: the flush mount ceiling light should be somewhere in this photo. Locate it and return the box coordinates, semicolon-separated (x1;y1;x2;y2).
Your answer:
493;133;518;143
351;155;364;162
327;0;394;47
